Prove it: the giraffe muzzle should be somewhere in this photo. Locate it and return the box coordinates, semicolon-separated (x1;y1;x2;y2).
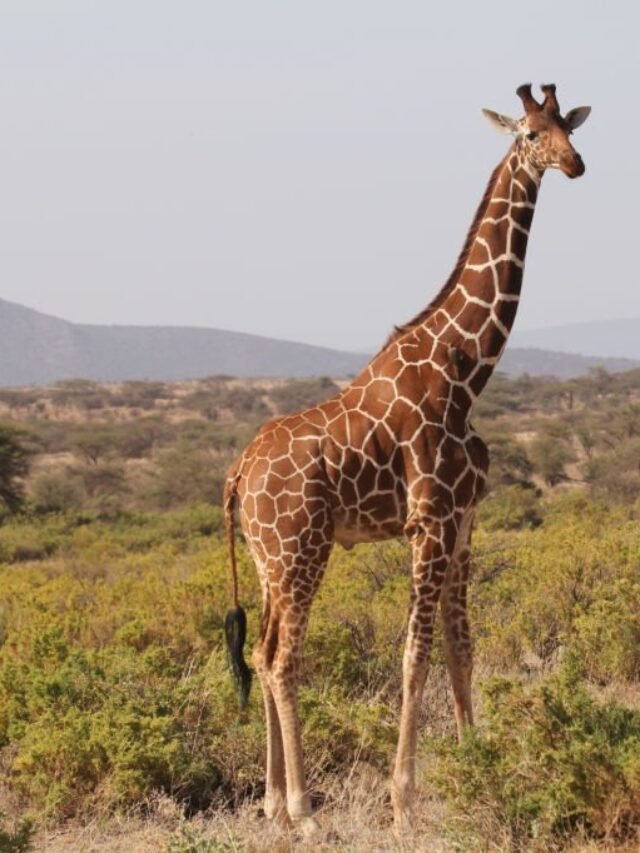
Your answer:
563;153;585;179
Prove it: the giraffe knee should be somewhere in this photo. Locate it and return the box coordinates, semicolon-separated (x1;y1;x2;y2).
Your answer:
271;646;303;685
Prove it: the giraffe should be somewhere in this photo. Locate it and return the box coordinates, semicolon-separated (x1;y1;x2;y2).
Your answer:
224;83;591;832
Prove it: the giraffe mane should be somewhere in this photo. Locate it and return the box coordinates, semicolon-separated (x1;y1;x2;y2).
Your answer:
379;151;511;351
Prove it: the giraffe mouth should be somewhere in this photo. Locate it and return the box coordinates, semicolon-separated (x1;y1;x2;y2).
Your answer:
562;154;585;179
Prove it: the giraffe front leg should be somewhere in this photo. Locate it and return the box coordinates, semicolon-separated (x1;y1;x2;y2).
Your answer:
441;511;475;741
392;515;456;829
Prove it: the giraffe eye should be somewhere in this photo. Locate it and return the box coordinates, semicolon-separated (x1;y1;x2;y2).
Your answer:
526;131;538;141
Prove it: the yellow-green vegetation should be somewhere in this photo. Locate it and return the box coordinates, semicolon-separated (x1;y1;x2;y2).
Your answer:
0;371;639;849
428;667;640;848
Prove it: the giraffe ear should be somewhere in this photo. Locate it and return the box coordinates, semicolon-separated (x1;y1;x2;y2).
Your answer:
482;109;520;135
564;106;591;131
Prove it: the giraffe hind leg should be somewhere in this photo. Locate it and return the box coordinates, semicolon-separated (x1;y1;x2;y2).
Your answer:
256;674;290;826
253;546;331;835
253;603;289;827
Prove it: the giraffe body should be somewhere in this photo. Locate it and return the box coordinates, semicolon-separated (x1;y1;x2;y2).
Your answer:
224;84;590;830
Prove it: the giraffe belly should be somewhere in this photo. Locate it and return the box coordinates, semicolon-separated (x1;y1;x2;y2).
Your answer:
333;503;406;548
334;522;404;549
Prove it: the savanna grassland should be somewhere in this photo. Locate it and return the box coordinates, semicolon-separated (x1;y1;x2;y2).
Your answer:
0;371;639;852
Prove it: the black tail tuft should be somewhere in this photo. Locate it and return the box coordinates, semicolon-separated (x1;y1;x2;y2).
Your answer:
225;606;252;709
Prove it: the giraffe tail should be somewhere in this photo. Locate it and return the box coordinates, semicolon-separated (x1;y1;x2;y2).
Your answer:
223;471;252;710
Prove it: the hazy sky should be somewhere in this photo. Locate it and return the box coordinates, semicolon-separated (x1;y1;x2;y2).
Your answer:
0;1;637;351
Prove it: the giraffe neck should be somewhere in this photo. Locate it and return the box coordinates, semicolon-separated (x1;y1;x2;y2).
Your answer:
425;146;542;397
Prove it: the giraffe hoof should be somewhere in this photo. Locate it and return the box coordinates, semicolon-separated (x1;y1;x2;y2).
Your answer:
296;815;321;838
392;806;414;833
267;809;292;830
391;788;415;832
262;794;292;829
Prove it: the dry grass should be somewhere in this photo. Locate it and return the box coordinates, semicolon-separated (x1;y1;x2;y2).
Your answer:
35;782;451;853
34;791;640;852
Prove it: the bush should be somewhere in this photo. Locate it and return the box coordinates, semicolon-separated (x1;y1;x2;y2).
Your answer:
144;447;222;509
0;424;31;516
29;469;86;514
0;533;264;819
0;516;70;563
0;490;637;840
571;577;640;683
0;813;34;852
484;432;534;488
110;381;170;409
583;437;640;503
478;485;543;531
472;496;640;675
48;379;109;411
75;461;129;513
427;665;640;848
182;384;269;421
70;429;119;465
1;642;233;817
529;427;575;486
110;419;160;459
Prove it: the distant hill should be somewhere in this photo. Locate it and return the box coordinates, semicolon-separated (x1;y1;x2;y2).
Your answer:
499;347;639;380
0;298;366;386
1;298;638;386
512;318;640;361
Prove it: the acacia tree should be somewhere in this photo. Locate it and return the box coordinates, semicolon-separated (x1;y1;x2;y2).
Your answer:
0;425;31;514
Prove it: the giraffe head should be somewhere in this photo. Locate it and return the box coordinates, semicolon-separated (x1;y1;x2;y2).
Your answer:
482;83;591;178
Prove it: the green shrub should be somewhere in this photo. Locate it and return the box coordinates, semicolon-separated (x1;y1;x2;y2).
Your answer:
182;384;269;421
484;432;534;487
472;496;640;675
0;812;34;852
584;437;640;503
571;577;640;682
29;469;85;514
75;461;129;513
70;428;119;465
110;381;170;409
299;685;396;777
427;665;640;848
2;643;228;817
0;479;639;839
168;822;229;853
477;485;543;531
144;447;223;509
0;533;264;819
0;424;31;516
0;516;68;563
529;426;575;486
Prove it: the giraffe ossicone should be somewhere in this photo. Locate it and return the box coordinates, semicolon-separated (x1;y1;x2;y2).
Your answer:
224;83;590;831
